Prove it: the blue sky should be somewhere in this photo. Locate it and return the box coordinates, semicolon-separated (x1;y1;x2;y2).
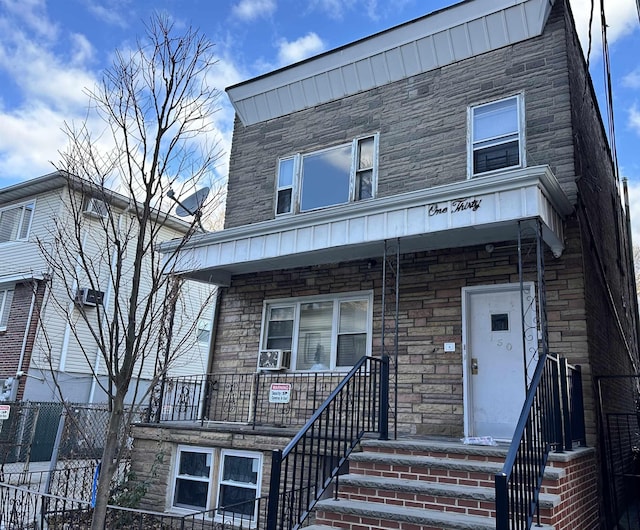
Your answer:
0;0;639;231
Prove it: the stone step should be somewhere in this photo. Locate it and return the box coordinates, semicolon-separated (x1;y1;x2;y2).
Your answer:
360;437;509;462
314;498;556;530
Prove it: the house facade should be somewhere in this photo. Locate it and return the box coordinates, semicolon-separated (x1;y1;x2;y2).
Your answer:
0;172;215;405
130;0;639;528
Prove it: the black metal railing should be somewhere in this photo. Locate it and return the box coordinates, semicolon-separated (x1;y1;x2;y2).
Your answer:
495;354;585;530
1;479;270;529
266;355;389;530
150;371;347;428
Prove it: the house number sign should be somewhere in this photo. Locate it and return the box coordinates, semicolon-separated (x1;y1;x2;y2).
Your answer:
269;383;292;404
428;197;482;216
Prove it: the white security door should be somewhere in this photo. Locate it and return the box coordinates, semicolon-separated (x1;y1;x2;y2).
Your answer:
463;284;536;441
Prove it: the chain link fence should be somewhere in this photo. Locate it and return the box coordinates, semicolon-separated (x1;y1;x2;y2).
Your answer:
0;401;138;502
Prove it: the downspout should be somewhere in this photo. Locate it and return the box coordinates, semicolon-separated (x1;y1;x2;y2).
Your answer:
17;280;39;375
205;286;224;375
200;286;224;421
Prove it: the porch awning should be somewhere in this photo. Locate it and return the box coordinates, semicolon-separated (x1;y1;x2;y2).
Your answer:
162;165;573;285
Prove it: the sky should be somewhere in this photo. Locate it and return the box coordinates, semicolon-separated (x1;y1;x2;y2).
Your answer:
0;0;639;234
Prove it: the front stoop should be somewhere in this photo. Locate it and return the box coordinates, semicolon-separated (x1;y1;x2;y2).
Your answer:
311;438;595;530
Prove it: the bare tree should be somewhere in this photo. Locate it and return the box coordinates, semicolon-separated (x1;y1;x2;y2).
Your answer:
35;14;224;528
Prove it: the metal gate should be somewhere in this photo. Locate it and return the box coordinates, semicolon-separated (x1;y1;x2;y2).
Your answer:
596;375;640;530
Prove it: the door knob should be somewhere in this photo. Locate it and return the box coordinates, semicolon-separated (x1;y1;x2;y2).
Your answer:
471;358;478;375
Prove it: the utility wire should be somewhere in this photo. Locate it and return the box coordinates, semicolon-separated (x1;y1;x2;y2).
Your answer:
600;0;619;180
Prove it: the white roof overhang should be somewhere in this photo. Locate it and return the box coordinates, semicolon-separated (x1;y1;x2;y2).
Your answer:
226;0;555;126
163;165;573;285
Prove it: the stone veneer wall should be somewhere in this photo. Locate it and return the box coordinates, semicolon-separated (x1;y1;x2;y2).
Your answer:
130;425;293;513
210;230;589;439
224;2;576;229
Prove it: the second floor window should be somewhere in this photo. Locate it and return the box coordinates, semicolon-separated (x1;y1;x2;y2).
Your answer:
276;134;379;215
469;95;524;176
0;201;34;243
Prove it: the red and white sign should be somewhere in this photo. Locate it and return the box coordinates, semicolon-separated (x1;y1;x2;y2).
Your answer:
269;383;292;404
0;405;10;420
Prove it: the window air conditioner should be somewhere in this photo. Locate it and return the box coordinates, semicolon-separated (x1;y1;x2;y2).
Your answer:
257;349;291;371
83;197;108;218
75;288;105;307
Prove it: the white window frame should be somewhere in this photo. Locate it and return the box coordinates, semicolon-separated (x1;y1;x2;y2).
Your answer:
170;445;215;512
0;200;35;244
260;291;374;372
196;318;212;345
215;450;262;524
0;286;15;331
468;94;525;178
275;134;379;215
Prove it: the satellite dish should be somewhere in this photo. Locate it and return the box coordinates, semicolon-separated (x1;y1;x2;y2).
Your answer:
175;186;210;217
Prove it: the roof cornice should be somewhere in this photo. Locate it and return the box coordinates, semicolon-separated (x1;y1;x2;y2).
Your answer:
227;0;555;126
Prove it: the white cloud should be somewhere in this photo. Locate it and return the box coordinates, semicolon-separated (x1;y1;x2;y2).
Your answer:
307;0;357;20
568;0;638;60
630;104;640;135
232;0;276;21
623;68;640;89
277;32;325;66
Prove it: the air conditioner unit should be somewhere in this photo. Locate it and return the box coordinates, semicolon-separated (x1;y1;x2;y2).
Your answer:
83;197;108;218
75;288;105;307
257;349;291;371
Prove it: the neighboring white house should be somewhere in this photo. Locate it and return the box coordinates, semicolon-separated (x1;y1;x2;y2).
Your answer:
0;171;215;404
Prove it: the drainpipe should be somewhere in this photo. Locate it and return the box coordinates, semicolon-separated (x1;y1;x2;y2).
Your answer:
200;286;224;421
17;279;39;377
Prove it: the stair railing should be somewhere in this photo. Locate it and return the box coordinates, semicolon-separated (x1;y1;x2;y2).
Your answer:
266;355;389;530
495;353;585;529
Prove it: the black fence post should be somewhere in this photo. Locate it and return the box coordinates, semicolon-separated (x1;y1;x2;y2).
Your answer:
559;358;573;451
495;472;509;530
266;449;282;530
551;357;564;452
379;355;389;441
571;365;586;446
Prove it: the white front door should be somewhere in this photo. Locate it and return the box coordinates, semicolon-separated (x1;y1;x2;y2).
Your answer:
462;284;537;441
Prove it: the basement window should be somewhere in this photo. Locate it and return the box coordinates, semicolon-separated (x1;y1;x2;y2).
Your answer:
172;446;214;511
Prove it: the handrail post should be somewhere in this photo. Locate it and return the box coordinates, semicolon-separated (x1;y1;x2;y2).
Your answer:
495;472;509;530
551;357;564;452
559;358;573;451
572;365;586;446
379;355;389;441
266;449;282;530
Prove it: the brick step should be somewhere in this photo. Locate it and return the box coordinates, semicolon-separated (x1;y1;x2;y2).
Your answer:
336;473;560;517
314;498;555;530
348;451;563;488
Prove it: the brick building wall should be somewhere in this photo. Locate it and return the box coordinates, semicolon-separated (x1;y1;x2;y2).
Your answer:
0;280;45;401
224;2;575;230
